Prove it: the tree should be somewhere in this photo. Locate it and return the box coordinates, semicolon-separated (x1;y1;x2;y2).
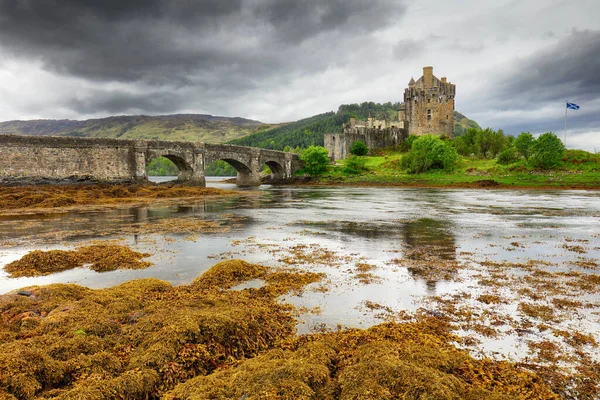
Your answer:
489;129;506;158
514;132;534;161
300;146;330;176
529;132;565;169
350;140;369;156
474;128;494;158
401;135;459;173
452;127;477;156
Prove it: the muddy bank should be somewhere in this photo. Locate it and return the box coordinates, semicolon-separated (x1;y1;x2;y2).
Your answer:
0;183;243;215
0;259;575;399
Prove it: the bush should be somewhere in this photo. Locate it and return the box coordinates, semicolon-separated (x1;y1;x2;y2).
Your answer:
299;146;330;176
529;132;565;170
343;156;367;175
514;132;534;161
398;135;418;152
496;147;520;165
350;140;369;156
401;135;459;173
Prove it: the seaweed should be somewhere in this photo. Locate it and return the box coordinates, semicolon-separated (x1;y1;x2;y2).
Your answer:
4;245;152;277
0;260;322;399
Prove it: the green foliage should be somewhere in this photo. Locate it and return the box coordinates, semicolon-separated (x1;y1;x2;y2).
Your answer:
205;160;237;176
402;135;419;152
343;156;367;175
401;135;459;173
350;140;369;156
496;147;520;165
300;146;330;176
529;132;565;169
147;157;179;176
474;128;505;159
453;127;477;156
514;132;535;161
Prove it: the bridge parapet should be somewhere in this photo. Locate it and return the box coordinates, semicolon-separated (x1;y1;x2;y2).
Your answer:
0;135;302;186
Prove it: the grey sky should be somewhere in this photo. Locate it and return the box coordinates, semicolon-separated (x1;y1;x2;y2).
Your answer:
0;0;598;150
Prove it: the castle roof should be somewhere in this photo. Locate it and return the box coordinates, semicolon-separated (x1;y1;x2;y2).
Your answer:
408;77;415;85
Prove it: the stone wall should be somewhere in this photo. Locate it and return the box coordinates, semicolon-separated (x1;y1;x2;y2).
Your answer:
324;127;407;161
0;135;138;182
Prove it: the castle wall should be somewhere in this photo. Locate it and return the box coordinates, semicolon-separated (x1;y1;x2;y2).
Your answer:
325;127;407;161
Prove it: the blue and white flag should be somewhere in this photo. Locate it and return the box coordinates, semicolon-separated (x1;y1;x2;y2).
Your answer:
567;102;580;110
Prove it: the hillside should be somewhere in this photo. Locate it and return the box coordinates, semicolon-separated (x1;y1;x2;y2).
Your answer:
0;114;267;143
454;111;481;136
230;102;480;150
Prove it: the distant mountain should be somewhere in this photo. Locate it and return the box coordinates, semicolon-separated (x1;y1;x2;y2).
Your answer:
0;114;269;143
230;102;480;150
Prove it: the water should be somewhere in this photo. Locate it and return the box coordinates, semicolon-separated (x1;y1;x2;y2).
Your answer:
1;185;599;360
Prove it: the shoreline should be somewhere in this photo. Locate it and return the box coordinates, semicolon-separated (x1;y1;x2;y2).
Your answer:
274;176;600;191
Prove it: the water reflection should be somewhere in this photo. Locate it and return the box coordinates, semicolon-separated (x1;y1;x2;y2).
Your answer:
401;218;457;293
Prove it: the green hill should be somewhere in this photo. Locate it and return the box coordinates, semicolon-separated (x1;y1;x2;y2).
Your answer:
453;111;481;136
0;114;266;143
230;103;480;150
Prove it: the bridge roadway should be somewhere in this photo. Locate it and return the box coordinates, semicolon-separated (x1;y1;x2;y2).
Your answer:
0;135;303;186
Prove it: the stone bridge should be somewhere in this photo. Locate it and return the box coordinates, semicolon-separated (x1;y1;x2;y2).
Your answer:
0;135;303;186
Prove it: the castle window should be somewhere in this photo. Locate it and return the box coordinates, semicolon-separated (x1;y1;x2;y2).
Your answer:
427;98;431;103
446;115;449;120
427;110;432;120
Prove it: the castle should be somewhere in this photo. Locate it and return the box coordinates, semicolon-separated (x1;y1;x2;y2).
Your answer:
325;66;456;161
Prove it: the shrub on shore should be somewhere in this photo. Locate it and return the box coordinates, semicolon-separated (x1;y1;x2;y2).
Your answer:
401;135;458;173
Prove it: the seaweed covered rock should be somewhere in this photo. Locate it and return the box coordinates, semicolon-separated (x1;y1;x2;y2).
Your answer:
168;318;559;400
0;260;321;399
4;244;152;277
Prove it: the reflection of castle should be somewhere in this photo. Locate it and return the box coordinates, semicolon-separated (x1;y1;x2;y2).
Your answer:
325;66;455;161
401;218;457;294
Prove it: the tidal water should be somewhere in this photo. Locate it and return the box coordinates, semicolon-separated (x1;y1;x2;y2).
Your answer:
1;181;599;347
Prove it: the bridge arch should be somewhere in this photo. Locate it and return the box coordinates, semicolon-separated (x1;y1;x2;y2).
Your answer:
263;160;286;180
146;151;194;182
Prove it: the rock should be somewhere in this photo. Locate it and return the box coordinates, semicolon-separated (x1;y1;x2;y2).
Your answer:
16;290;32;297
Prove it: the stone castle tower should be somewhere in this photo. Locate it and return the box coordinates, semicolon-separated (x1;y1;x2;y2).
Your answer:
324;66;455;161
403;66;455;138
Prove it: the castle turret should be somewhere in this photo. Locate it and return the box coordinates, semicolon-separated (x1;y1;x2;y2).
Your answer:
423;66;433;89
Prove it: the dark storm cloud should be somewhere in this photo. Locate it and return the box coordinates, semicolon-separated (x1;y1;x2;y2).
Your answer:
495;29;600;106
0;0;406;84
473;29;600;135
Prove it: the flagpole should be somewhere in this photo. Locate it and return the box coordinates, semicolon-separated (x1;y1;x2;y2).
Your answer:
564;101;568;147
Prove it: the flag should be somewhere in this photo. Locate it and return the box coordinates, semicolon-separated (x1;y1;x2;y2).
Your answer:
567;102;580;110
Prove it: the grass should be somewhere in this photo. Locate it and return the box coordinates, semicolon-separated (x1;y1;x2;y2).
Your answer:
319;149;600;189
